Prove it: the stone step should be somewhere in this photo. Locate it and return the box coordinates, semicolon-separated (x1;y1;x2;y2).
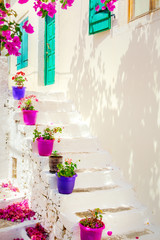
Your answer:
30;137;100;153
59;208;150;239
17;122;90;138
31;151;111;171
0;219;39;240
10;99;75;112
41;168;129;191
50;187;143;215
0;192;25;209
14;111;81;124
20;91;66;101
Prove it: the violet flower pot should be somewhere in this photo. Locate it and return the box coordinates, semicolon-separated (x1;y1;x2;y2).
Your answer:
49;155;63;173
79;222;105;240
37;138;54;156
12;86;26;100
22;110;38;125
56;173;77;194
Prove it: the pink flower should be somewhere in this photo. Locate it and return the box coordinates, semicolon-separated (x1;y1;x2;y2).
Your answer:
18;0;29;4
107;0;117;11
101;0;105;3
95;5;100;12
37;11;42;17
5;3;10;8
2;30;11;39
107;231;113;236
136;238;139;239
65;158;72;164
102;6;106;10
22;20;34;34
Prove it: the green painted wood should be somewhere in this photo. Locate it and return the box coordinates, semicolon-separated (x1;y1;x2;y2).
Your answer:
17;17;28;70
89;0;111;34
44;15;55;86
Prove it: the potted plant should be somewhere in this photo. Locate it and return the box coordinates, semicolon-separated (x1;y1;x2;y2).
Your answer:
12;71;28;100
56;159;79;194
79;208;105;240
49;150;63;174
18;95;39;125
33;127;62;156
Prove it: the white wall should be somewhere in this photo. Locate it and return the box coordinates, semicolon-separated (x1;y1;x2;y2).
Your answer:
9;0;160;224
0;57;9;179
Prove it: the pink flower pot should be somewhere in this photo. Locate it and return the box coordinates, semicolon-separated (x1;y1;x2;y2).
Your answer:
37;138;54;156
79;223;105;240
22;110;38;125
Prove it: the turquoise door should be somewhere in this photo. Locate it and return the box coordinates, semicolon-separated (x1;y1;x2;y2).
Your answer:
45;15;55;85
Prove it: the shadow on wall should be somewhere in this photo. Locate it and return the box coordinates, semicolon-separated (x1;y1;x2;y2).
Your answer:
67;13;160;224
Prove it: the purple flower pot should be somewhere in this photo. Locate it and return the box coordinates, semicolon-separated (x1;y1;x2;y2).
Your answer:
37;138;54;156
56;173;77;194
22;110;38;125
12;86;26;100
79;223;105;240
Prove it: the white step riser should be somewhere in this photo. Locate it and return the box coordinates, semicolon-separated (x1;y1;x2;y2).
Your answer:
60;209;149;239
58;188;141;214
17;123;90;138
12;100;74;112
0;220;38;239
26;91;66;101
30;138;99;153
14;111;81;124
41;169;124;190
0;195;24;209
29;152;110;172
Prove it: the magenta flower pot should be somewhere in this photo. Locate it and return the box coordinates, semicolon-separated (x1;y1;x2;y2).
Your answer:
12;86;26;100
37;138;54;156
22;110;38;125
56;173;77;194
79;223;105;240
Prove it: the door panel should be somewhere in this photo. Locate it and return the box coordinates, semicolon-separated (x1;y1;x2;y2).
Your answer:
45;15;55;85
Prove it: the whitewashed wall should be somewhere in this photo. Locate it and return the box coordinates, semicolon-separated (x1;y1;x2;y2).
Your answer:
0;57;9;179
9;0;160;224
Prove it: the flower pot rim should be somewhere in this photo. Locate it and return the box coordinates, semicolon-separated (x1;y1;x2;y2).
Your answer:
12;86;26;89
49;155;63;158
56;173;78;178
37;137;54;142
22;110;38;112
79;222;105;231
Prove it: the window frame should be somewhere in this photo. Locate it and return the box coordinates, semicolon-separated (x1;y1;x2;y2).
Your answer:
128;0;160;22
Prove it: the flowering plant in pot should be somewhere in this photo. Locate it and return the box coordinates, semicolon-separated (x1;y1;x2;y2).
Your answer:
33;127;62;156
12;71;28;100
79;208;105;240
49;150;63;174
18;95;39;125
56;159;79;194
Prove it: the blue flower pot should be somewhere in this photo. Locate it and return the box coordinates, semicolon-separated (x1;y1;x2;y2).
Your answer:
12;86;26;100
56;173;77;194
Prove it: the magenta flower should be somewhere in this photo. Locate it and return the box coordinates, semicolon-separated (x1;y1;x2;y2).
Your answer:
107;0;117;11
102;6;106;10
2;30;11;39
18;0;29;4
107;231;113;236
22;20;34;34
37;11;42;17
5;3;11;8
95;5;100;12
101;0;105;3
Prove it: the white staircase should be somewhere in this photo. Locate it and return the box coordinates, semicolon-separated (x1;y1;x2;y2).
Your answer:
7;91;160;240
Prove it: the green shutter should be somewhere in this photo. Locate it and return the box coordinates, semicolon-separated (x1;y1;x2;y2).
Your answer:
17;17;28;70
89;0;111;35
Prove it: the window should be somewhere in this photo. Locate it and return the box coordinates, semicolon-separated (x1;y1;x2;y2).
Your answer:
129;0;160;21
89;0;111;35
17;17;28;70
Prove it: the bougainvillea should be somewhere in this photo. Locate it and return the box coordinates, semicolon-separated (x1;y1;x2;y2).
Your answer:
1;181;19;192
0;200;35;222
26;223;49;240
18;95;38;110
95;0;117;12
0;2;34;56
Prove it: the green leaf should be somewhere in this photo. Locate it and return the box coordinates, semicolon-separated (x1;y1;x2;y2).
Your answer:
1;25;9;31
